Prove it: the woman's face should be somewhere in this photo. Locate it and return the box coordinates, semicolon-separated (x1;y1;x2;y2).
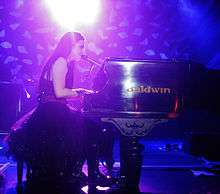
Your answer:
70;39;85;61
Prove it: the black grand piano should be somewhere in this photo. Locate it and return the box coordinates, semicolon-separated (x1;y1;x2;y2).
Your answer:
83;58;190;193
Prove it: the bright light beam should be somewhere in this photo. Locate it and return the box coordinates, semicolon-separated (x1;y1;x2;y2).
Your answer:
44;0;101;30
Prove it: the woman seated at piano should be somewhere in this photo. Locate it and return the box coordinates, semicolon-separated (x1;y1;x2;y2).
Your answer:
8;32;93;186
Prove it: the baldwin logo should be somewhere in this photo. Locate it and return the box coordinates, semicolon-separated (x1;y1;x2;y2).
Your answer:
127;86;172;94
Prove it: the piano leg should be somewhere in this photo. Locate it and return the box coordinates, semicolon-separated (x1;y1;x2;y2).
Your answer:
120;136;144;193
87;142;98;194
86;119;104;194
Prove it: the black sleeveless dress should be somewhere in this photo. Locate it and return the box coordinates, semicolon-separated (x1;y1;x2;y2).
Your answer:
8;60;86;180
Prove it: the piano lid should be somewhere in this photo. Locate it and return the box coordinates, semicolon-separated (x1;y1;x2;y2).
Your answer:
86;58;190;114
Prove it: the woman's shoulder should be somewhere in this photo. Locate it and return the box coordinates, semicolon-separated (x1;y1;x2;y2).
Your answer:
55;57;67;64
53;57;68;70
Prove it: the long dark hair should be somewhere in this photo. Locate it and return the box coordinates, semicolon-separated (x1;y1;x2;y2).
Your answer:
40;32;84;80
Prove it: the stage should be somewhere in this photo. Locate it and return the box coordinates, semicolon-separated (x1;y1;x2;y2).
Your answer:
1;138;220;194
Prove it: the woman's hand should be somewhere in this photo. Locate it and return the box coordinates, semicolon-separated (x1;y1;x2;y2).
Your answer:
67;88;96;111
74;88;95;95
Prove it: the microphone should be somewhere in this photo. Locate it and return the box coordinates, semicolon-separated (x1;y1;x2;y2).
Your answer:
81;55;102;67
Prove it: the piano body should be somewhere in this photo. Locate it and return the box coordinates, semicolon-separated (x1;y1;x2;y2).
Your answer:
83;58;190;192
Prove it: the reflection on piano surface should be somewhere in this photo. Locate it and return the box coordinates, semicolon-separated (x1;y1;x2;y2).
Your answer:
83;58;191;193
84;58;190;115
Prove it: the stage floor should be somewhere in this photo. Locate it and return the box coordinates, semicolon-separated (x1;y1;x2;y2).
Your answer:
0;144;220;194
1;162;220;194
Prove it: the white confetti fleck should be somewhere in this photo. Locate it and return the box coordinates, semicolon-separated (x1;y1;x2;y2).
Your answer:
126;46;133;52
107;43;118;48
134;15;143;22
17;46;28;54
87;42;103;55
119;19;129;27
152;33;159;39
0;30;5;38
35;27;51;33
109;9;117;23
164;41;170;47
16;0;24;9
9;11;21;17
23;31;32;39
98;30;108;40
22;59;33;64
9;23;20;30
36;44;44;50
145;49;156;56
118;32;128;39
160;53;168;59
106;26;117;31
149;22;160;27
133;28;143;36
37;54;44;65
48;44;55;51
116;1;130;9
11;65;22;75
140;38;148;45
4;56;18;64
0;41;12;48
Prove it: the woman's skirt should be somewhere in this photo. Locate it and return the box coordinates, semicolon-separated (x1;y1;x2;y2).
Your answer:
8;101;86;179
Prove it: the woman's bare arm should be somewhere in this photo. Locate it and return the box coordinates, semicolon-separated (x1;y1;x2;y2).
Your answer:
52;57;78;98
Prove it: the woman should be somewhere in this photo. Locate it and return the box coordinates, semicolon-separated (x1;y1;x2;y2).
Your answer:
8;32;91;187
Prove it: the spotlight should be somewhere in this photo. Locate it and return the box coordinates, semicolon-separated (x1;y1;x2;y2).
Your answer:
44;0;101;30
